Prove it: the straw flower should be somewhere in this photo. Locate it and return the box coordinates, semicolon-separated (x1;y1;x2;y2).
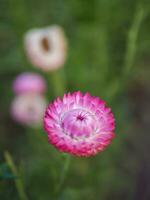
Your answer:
24;25;67;71
13;72;46;95
44;91;115;157
11;94;47;127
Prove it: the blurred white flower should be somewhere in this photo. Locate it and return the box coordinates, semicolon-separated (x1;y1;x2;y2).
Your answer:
11;94;47;127
24;25;67;71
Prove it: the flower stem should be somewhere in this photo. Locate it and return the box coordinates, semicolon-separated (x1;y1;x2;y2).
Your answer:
47;69;69;199
123;4;146;76
50;69;66;97
4;151;28;200
106;4;146;101
55;154;71;199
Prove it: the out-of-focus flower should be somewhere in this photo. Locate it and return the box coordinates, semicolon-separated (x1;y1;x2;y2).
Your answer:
11;94;47;127
13;72;46;95
44;91;115;157
24;25;67;71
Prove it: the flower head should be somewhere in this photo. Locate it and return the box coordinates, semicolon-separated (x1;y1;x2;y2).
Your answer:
11;94;47;127
44;91;115;157
24;25;67;71
13;72;46;95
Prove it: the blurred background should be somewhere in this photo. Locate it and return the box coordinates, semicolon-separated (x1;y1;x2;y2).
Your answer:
0;0;150;199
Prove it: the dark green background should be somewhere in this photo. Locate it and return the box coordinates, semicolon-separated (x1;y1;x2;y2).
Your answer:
0;0;150;199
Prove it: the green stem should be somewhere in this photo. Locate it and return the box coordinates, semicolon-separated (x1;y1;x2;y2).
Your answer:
123;4;146;76
4;152;28;200
55;154;71;199
106;5;146;101
50;70;66;97
47;69;68;199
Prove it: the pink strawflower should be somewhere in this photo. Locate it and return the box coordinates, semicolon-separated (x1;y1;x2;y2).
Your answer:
24;25;67;71
11;94;47;127
13;72;46;95
44;91;115;157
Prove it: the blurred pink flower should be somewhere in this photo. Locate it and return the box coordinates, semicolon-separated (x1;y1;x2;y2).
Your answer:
13;72;46;95
24;25;67;71
11;94;47;127
44;91;115;157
